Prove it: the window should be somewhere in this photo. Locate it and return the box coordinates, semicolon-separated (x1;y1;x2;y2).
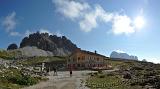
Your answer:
81;56;85;61
78;57;80;61
97;58;99;61
81;56;83;60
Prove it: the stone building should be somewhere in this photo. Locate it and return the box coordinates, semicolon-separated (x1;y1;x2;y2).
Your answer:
67;48;107;70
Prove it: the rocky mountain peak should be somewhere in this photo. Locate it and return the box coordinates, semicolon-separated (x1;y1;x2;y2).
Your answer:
20;32;77;56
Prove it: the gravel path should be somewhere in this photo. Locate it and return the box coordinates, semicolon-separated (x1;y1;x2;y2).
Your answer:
22;70;92;89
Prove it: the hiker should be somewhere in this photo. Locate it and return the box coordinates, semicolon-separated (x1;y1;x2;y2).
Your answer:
53;67;57;76
70;68;72;77
46;67;50;76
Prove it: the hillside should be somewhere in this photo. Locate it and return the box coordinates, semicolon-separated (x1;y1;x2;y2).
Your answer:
9;46;54;58
18;56;66;65
0;50;16;59
86;58;160;89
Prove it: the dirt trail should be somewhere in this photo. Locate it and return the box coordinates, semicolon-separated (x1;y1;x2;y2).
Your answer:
22;71;92;89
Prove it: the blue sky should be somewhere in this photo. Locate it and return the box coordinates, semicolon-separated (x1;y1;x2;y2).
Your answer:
0;0;160;63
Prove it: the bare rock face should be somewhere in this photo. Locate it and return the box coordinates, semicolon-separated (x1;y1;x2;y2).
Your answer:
20;32;77;56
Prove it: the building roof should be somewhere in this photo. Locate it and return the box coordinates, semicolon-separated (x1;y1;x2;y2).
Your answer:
70;48;108;58
80;50;106;58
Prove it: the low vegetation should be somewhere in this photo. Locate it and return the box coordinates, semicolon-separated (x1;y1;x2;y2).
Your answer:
19;56;66;65
0;50;16;60
0;67;48;89
87;72;131;89
0;50;65;88
87;59;160;89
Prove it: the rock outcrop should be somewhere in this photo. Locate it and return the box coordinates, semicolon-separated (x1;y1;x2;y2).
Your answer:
110;51;138;60
20;32;77;56
7;43;18;50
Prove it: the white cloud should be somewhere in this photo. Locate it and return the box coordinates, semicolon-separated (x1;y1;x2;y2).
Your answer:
39;28;53;35
53;0;144;35
55;31;63;37
2;12;17;32
25;29;53;36
1;11;21;37
111;14;135;35
25;30;33;36
79;5;113;32
39;29;63;37
25;29;63;37
53;0;113;32
53;0;90;20
79;10;97;32
10;32;21;36
115;50;126;53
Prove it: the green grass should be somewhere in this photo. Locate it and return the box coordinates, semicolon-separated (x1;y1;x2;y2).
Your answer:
105;59;141;70
86;72;142;89
0;83;21;89
87;74;125;89
0;50;16;60
87;59;160;89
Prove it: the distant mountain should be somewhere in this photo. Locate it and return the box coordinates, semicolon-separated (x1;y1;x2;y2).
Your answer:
20;32;77;56
110;51;138;60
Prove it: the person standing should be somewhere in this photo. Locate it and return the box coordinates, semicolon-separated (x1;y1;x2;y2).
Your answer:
53;67;57;76
46;67;50;76
70;68;72;77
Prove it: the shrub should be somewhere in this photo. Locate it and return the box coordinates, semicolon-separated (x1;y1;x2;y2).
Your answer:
107;72;115;76
93;72;98;75
98;70;102;74
6;74;38;86
131;66;143;70
99;74;105;78
19;75;38;85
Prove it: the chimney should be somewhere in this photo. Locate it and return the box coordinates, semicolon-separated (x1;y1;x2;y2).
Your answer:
95;50;97;54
